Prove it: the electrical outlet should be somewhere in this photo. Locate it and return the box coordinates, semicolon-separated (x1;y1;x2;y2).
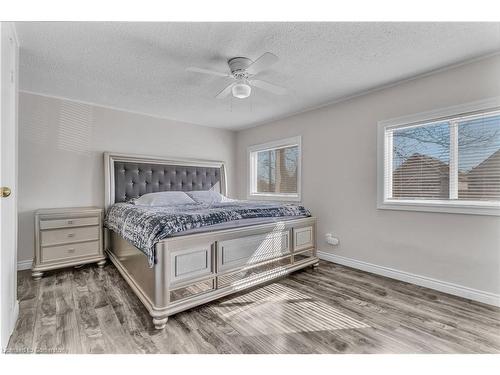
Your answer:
325;233;339;246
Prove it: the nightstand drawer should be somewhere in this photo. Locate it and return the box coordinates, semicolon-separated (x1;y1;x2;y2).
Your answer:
40;216;99;230
41;226;100;246
41;241;100;262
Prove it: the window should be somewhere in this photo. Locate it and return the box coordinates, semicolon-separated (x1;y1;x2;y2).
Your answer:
378;99;500;215
248;136;301;201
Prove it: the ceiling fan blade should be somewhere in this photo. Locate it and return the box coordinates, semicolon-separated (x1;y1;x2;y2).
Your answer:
250;79;287;95
246;52;279;75
216;83;236;99
186;67;230;77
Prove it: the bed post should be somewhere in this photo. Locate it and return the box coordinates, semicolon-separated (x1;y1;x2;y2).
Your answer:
151;242;170;330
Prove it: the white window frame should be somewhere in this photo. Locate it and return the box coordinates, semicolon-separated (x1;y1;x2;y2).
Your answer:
248;136;302;202
377;98;500;216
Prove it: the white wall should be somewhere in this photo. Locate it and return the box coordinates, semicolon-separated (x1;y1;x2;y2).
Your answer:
235;55;500;296
18;92;236;263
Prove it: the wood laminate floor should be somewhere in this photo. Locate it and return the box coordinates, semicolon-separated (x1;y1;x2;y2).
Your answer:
6;261;500;354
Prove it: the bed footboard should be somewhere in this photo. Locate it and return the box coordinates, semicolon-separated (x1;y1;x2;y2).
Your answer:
106;216;318;329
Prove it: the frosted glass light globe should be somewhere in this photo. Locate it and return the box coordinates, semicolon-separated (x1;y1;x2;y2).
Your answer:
232;82;251;99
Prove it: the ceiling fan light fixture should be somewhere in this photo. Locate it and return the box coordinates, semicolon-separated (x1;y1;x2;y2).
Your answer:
188;52;286;99
231;81;251;99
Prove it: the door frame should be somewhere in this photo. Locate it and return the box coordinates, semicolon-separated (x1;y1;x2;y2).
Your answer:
0;21;19;351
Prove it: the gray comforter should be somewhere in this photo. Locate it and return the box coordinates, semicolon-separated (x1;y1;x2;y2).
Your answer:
104;200;310;267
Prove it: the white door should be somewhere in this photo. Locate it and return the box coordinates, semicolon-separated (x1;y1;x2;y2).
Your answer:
0;22;19;351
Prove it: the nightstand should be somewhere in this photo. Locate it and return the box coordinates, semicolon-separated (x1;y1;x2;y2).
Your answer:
32;207;106;280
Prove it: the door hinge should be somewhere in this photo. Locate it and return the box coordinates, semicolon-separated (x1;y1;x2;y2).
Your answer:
10;71;14;83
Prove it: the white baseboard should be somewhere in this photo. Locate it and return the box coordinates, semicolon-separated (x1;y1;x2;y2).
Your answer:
318;251;500;307
17;259;32;271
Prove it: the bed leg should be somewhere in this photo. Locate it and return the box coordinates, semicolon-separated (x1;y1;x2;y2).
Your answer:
152;317;168;330
312;261;319;269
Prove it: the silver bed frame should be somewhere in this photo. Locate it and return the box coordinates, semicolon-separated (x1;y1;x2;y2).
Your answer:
104;152;318;329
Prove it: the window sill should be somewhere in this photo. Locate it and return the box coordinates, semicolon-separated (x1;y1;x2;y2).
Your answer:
248;193;301;202
377;199;500;216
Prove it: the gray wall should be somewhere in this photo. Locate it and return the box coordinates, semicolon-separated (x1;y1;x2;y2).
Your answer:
18;92;236;262
235;55;500;295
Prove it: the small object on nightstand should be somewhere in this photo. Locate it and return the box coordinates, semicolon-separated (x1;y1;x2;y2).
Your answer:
31;207;106;280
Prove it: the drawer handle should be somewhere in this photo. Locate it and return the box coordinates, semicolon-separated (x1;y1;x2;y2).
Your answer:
67;233;75;238
67;220;74;225
67;248;75;253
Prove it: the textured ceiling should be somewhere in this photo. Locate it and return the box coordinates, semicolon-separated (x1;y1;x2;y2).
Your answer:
15;22;500;129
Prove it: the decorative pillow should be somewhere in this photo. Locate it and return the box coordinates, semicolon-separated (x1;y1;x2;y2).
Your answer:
186;190;234;204
132;191;196;206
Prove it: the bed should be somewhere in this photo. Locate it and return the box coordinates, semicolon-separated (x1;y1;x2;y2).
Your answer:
103;152;318;329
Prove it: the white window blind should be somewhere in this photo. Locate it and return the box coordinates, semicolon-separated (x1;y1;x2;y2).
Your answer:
379;104;500;215
457;113;500;201
390;121;451;200
248;137;301;201
256;146;299;194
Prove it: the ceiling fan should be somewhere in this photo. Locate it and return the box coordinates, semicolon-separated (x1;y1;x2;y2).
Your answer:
186;52;287;99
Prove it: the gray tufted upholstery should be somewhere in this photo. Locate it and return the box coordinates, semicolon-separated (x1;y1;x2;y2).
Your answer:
114;161;221;203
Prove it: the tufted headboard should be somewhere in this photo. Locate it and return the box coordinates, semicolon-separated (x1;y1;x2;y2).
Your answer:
104;152;226;209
